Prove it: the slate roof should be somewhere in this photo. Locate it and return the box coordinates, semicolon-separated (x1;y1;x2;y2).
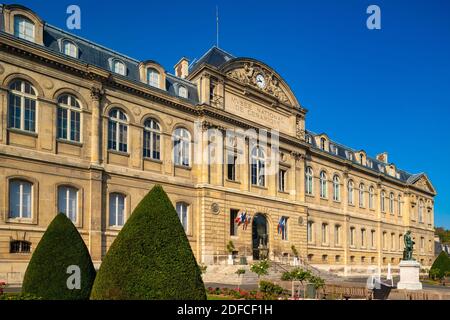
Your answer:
304;130;424;184
0;4;428;188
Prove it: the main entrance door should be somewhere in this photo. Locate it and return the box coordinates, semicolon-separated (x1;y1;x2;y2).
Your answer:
252;214;268;260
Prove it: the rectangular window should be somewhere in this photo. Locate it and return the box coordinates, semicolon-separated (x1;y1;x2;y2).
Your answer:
176;202;188;232
230;209;239;236
227;152;237;181
350;228;355;247
361;229;366;247
335;225;341;245
280;216;288;241
279;169;286;192
371;230;376;248
109;193;125;227
9;180;32;219
307;221;313;243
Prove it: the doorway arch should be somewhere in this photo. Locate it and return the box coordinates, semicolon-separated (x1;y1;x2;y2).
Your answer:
252;214;269;260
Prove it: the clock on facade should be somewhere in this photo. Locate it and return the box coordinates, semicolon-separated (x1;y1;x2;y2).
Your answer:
256;74;266;89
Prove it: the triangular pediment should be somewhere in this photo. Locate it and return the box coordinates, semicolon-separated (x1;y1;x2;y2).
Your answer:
409;174;436;195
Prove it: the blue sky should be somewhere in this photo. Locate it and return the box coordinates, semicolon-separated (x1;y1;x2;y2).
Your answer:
13;0;450;228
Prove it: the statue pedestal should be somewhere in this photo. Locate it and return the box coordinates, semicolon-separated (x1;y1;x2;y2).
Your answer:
397;260;422;290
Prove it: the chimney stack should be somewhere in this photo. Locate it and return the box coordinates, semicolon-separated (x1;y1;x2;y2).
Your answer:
174;57;189;79
376;152;388;164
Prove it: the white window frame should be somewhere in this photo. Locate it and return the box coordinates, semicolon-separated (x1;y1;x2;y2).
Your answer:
305;167;314;195
176;202;189;232
14;15;35;42
348;180;354;205
57;94;82;142
320;171;327;198
109;193;125;227
143;118;161;160
8;79;37;132
113;59;126;76
147;68;160;88
251;146;266;187
108;108;128;153
173;128;191;167
9;179;32;219
178;85;188;98
333;175;340;201
369;186;375;209
359;183;365;208
63;40;78;58
58;185;78;223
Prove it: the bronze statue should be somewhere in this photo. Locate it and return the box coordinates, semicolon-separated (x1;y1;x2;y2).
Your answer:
403;231;415;260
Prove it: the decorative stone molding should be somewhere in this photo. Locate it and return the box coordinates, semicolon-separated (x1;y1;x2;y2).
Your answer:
290;151;305;161
90;87;105;101
225;61;293;106
211;203;220;215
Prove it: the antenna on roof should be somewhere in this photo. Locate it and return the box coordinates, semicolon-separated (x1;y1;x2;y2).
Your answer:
216;5;220;48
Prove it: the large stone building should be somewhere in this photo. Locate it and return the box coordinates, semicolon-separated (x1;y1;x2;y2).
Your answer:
0;4;436;281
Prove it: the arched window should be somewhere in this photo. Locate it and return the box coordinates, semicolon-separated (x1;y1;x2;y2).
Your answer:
305;167;313;195
251;146;266;187
57;185;78;223
369;186;375;209
8;79;37;132
143;118;161;160
62;40;78;58
347;180;354;205
389;192;395;214
113;60;126;75
57;94;81;142
108;108;128;153
418;200;424;223
14;15;35;42
359;183;365;207
176;202;189;232
173;128;190;167
320;171;327;198
380;191;386;212
147;68;160;88
109;193;125;227
320;137;326;150
398;195;402;216
333;175;340;201
9;179;32;218
178;86;188;98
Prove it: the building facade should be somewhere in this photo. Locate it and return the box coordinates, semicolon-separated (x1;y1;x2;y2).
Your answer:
0;4;436;281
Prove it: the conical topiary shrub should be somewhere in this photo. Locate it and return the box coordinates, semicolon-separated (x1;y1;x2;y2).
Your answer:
430;251;450;279
22;213;96;300
90;185;206;300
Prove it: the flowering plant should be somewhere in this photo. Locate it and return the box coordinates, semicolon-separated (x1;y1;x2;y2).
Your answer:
0;281;6;295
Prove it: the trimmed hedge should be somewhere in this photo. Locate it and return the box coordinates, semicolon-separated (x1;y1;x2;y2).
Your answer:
90;185;206;300
22;214;96;300
430;251;450;279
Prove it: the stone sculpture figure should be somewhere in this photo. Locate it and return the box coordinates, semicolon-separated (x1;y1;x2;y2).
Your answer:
403;231;415;260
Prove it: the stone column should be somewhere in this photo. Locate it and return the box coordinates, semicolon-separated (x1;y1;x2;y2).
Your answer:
90;87;104;165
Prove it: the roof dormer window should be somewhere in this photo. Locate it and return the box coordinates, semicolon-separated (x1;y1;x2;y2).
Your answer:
113;59;126;76
14;15;35;42
62;40;78;58
147;68;160;88
320;137;326;151
178;85;188;98
305;135;312;144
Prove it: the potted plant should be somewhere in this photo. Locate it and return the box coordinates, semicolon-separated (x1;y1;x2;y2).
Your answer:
227;240;235;265
235;268;246;290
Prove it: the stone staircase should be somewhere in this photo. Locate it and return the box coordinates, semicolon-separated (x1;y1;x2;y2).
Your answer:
202;258;343;286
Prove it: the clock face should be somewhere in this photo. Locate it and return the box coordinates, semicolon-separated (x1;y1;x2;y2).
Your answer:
256;74;266;89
